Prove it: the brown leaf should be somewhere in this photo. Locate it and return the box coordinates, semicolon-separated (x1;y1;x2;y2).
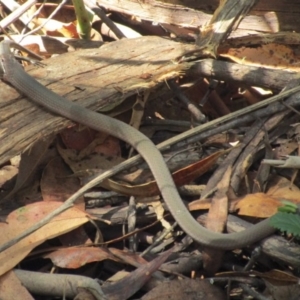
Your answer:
0;202;89;276
202;166;232;273
44;247;119;268
253;269;299;285
0;270;34;300
233;193;281;218
267;175;300;202
102;150;225;196
205;166;232;233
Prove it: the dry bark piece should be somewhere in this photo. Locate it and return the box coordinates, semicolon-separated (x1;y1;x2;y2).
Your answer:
99;0;300;36
0;36;197;166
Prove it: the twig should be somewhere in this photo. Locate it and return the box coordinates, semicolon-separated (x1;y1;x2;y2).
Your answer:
168;79;206;122
14;269;106;300
84;0;126;39
19;0;68;41
0;0;37;31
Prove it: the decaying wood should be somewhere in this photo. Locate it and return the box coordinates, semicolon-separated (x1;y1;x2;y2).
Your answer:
0;36;197;166
191;59;298;91
99;0;300;38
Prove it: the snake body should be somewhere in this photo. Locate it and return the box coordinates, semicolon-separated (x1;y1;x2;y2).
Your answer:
0;41;275;249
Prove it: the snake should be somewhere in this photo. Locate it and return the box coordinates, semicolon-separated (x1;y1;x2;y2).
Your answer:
0;40;276;250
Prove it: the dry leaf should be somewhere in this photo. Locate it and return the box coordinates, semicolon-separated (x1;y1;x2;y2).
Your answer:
222;43;300;71
0;202;89;276
267;175;300;202
233;193;281;218
0;270;33;300
44;247;119;268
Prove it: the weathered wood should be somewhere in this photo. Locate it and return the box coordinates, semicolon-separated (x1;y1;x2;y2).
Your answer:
99;0;300;37
196;0;258;51
192;59;298;91
0;36;197;165
184;0;300;32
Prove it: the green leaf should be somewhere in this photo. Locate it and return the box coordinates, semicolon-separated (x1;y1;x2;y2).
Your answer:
270;212;300;237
